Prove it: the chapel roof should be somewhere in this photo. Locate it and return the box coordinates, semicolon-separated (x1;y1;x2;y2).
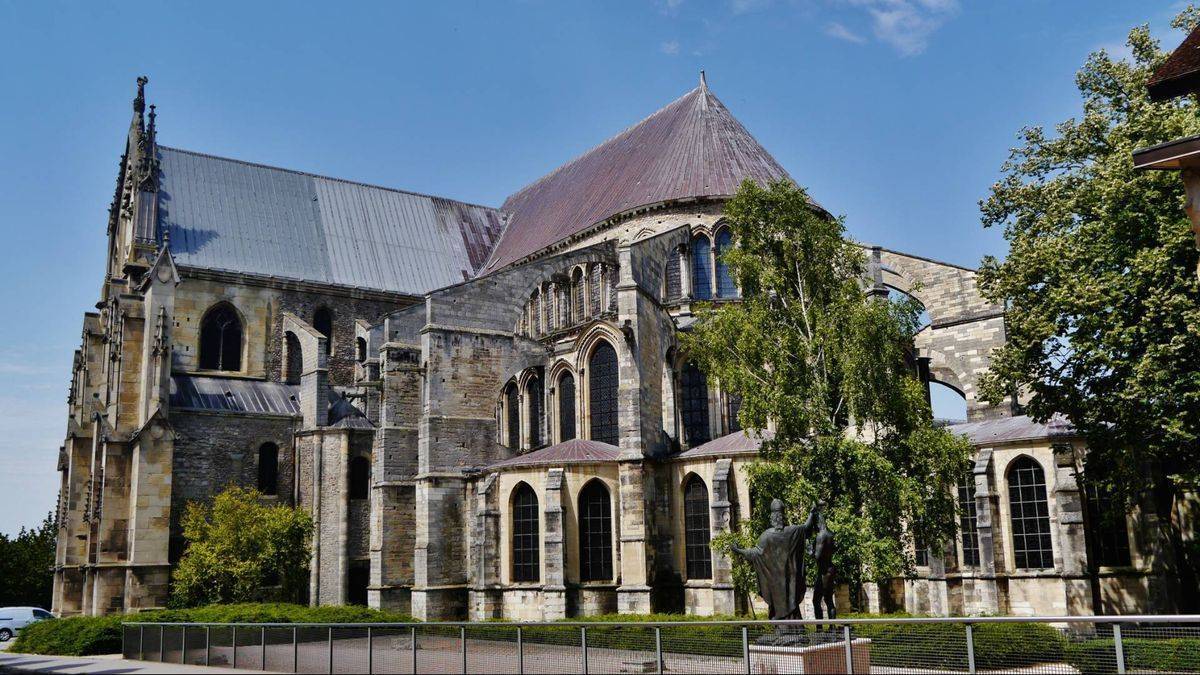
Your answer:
673;429;774;460
478;76;795;273
945;414;1077;446
156;146;508;296
485;438;621;470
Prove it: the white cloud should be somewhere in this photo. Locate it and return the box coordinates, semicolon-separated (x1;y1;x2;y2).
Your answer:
825;21;867;44
842;0;959;56
661;40;681;55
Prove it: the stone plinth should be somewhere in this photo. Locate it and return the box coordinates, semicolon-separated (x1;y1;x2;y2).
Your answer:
749;638;871;674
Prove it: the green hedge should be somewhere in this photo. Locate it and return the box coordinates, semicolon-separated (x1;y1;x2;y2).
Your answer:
843;617;1066;670
10;603;417;656
1065;637;1200;674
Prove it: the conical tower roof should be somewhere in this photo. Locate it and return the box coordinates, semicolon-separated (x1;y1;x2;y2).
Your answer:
480;78;794;273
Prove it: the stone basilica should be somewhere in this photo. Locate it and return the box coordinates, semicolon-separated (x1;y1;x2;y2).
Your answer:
52;76;1177;620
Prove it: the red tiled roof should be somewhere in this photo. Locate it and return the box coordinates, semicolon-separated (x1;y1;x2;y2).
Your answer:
674;429;774;460
1149;25;1200;101
486;438;621;470
479;80;794;273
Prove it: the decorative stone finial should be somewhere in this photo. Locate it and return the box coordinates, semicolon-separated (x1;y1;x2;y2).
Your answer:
699;70;707;90
134;76;149;114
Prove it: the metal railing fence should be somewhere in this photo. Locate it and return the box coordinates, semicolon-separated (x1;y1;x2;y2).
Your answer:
121;614;1200;674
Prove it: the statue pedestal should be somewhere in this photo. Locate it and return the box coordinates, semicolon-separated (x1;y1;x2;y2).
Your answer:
749;637;871;674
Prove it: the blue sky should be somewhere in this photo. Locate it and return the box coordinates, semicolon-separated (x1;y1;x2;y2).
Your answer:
0;0;1186;534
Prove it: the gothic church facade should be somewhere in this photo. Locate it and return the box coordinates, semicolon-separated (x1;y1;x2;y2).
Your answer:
52;77;1176;620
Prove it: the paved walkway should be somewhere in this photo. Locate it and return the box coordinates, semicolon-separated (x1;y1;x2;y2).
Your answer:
0;652;271;673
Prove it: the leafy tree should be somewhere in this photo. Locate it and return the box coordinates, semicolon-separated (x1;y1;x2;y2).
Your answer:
977;8;1200;608
0;512;57;608
686;179;972;607
171;486;313;607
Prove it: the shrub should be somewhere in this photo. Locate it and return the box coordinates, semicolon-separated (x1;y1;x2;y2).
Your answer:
846;616;1065;671
1066;637;1200;675
9;603;417;656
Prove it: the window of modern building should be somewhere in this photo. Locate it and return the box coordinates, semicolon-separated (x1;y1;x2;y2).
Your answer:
199;303;242;371
1008;456;1054;570
257;443;279;496
691;235;713;300
578;480;613;582
512;483;540;582
1085;482;1132;567
715;228;736;298
284;331;302;385
958;469;980;567
527;375;544;449
314;307;333;356
349;455;371;500
684;475;713;579
680;362;711;446
505;383;520;449
559;372;576;442
588;341;619;445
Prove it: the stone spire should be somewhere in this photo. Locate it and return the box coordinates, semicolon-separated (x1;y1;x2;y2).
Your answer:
133;76;148;131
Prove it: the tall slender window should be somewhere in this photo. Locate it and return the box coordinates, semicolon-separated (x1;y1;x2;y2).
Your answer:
505;383;520;449
257;443;279;496
681;362;711;446
199;304;242;371
527;376;544;449
1008;457;1053;569
588;342;619;445
1085;482;1132;567
314;307;333;356
684;475;712;579
578;480;613;582
665;252;682;302
284;331;302;385
512;484;540;582
691;235;713;300
715;229;736;298
571;268;585;322
589;265;602;316
530;291;541;335
727;395;743;433
958;469;980;567
355;337;367;364
558;372;576;442
349;456;371;500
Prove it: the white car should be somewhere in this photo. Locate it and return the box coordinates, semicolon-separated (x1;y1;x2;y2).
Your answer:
0;607;53;642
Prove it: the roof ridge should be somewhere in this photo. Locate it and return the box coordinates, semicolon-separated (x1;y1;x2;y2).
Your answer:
159;145;509;215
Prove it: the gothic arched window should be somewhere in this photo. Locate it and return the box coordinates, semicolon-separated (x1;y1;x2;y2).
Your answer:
284;331;302;385
349;455;371;500
1008;456;1053;569
356;337;367;364
684;475;712;579
571;268;585;323
558;372;576;442
715;229;736;298
588;341;619;445
589;265;603;316
512;483;540;582
530;290;541;335
578;480;613;582
527;375;544;449
257;443;279;496
504;383;520;449
665;250;682;302
681;362;711;446
314;307;333;356
691;235;713;300
958;468;980;567
199;303;243;371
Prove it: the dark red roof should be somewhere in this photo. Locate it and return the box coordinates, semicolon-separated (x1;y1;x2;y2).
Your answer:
1149;25;1200;101
486;438;621;469
674;429;773;459
479;80;794;273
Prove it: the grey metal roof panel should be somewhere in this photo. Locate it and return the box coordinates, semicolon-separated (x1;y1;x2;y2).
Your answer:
170;375;300;416
157;147;508;295
946;414;1077;446
485;438;621;470
674;429;773;460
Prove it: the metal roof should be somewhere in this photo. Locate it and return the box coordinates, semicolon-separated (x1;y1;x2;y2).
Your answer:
945;414;1077;446
485;438;621;470
479;80;795;273
170;375;300;416
674;429;773;460
157;147;508;295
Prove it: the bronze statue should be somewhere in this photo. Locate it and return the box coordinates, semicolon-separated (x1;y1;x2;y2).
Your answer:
810;507;836;623
731;499;821;620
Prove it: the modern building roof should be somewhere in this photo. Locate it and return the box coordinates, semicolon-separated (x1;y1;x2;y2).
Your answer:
479;77;794;273
945;414;1076;446
1149;25;1200;101
485;438;621;470
170;374;300;416
674;429;774;460
157;146;508;295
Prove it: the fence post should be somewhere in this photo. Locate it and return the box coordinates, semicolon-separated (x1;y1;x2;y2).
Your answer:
327;626;334;675
181;626;186;665
742;625;750;675
843;624;853;674
139;625;144;660
655;626;663;675
232;626;238;669
368;626;374;675
517;626;524;674
1114;624;1126;674
581;626;588;674
261;626;267;671
160;625;165;663
292;626;298;674
461;625;467;674
411;626;418;675
965;623;976;674
205;626;211;667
